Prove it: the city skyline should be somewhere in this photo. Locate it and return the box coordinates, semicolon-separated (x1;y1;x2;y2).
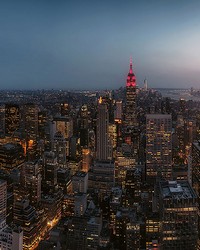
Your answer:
1;0;200;90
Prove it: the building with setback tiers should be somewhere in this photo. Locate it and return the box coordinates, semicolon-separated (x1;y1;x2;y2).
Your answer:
96;97;112;161
146;114;172;183
124;58;137;127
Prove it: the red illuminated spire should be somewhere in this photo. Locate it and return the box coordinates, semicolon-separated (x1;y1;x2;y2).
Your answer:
126;57;136;87
129;57;133;74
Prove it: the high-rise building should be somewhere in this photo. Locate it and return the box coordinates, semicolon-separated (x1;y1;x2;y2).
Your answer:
5;104;20;136
79;104;89;147
114;100;123;123
52;131;67;166
144;78;148;91
13;199;38;250
52;116;73;139
51;116;73;157
0;104;5;137
42;151;58;193
38;109;50;150
192;141;200;196
0;180;7;227
88;160;115;196
0;143;25;173
60;102;70;116
82;147;91;172
124;59;137;127
0;225;23;250
23;103;38;142
156;180;198;249
96;97;112;161
72;171;88;194
0;180;23;250
22;161;41;206
146;114;172;182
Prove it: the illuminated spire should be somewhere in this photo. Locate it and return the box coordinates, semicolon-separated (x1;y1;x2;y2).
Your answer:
129;57;133;74
126;57;136;87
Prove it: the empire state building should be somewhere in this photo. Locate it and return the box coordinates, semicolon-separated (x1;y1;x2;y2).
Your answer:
124;58;137;127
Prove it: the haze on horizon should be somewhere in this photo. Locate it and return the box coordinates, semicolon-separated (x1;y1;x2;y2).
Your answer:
1;0;200;90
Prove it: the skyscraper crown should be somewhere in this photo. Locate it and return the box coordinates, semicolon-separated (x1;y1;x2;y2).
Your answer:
126;58;136;87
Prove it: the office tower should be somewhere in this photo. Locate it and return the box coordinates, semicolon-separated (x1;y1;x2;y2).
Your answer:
79;105;89;147
0;180;7;227
0;224;23;250
23;103;38;142
114;208;141;250
179;98;186;115
176;115;185;153
60;102;70;116
146;114;172;182
184;120;196;154
96;97;112;161
72;171;88;194
38;110;50;150
156;180;198;249
52;116;73;139
51;116;73;156
114;144;135;186
108;124;117;149
114;100;123;123
0;104;5;137
0;143;25;173
144;78;148;91
124;58;137;127
74;193;87;216
66;205;102;250
88;160;115;196
80;104;89;129
52;131;67;166
13;199;38;250
41;189;63;226
82;147;91;172
22;161;41;206
42;151;58;193
69;136;77;159
192;141;200;196
57;168;70;191
5;103;20;136
0;180;23;250
125;168;142;204
163;97;171;114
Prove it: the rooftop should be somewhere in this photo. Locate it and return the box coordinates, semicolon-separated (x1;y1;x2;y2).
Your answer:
160;180;197;200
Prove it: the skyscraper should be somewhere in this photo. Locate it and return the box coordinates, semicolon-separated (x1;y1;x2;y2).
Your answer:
23;103;39;142
96;97;112;161
144;78;148;91
124;58;137;127
5;104;20;136
156;180;198;249
0;180;7;227
22;161;41;206
114;100;123;123
146;114;172;182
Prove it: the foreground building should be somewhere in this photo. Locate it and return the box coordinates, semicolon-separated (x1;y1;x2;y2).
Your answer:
146;114;172;183
156;180;198;249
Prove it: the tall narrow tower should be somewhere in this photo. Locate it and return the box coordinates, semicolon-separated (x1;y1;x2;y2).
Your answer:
0;180;7;228
124;58;137;127
146;114;172;182
96;97;112;161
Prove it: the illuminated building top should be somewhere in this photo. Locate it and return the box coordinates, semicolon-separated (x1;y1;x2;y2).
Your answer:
126;57;136;87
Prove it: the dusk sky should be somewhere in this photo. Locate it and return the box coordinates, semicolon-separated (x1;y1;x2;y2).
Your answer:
1;0;200;90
